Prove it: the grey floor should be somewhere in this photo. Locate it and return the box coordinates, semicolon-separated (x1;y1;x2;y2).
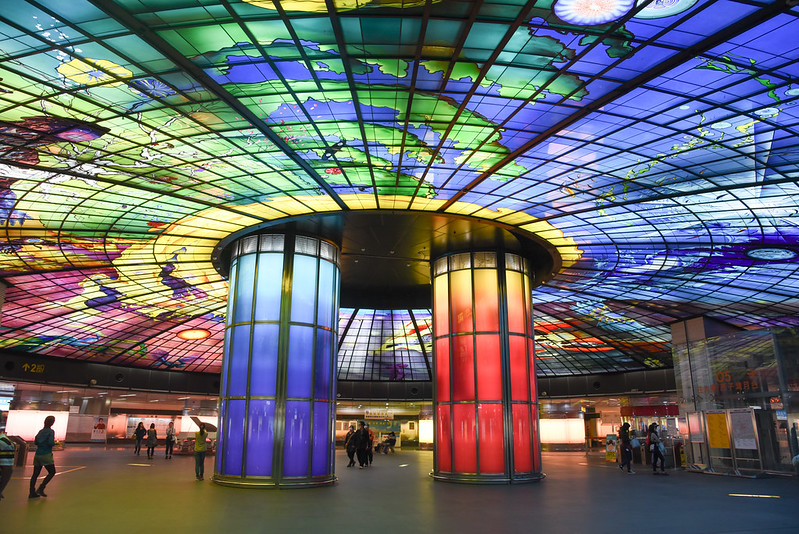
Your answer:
3;447;798;534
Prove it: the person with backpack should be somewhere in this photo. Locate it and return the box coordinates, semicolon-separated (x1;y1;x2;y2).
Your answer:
648;422;668;475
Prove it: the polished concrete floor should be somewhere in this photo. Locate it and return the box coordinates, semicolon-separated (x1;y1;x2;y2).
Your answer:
3;447;798;533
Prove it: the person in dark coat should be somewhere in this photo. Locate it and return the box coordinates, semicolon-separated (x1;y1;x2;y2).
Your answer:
145;423;158;459
618;422;634;474
344;425;357;467
355;421;369;469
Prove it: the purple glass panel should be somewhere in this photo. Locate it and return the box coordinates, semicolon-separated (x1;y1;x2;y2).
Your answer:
245;400;275;476
223;399;245;476
283;400;310;477
215;401;226;473
314;329;332;400
286;325;313;398
312;401;330;477
250;324;279;397
228;325;251;397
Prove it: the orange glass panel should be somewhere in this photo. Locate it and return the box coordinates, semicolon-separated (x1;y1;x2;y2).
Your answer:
433;274;449;337
435;338;450;402
475;334;502;401
505;271;526;334
452;335;475;401
478;403;504;473
453;403;477;473
473;269;499;332
449;270;473;334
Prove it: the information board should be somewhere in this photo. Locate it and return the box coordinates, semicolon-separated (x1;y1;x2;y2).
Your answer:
706;411;731;449
729;409;757;450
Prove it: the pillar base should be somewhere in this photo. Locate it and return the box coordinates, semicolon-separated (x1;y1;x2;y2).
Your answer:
213;474;337;489
430;472;545;484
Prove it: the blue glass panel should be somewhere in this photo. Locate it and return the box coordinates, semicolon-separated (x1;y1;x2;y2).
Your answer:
245;400;275;477
314;329;332;400
254;252;284;322
223;399;245;476
228;325;251;397
220;327;231;398
250;324;279;397
226;259;237;326
312;401;330;477
286;325;313;398
233;254;256;322
283;400;310;477
290;255;318;324
315;260;337;328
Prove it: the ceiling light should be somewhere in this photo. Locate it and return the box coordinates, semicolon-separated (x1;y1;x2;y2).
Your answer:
120;393;136;397
177;328;211;340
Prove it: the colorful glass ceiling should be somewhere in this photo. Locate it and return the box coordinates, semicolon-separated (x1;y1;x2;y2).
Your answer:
0;0;798;378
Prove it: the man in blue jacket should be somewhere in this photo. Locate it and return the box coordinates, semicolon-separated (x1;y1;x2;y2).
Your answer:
29;415;56;498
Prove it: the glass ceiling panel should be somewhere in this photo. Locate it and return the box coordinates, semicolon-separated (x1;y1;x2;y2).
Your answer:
0;0;796;378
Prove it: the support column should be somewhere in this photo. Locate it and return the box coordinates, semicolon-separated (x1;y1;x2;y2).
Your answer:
431;251;542;483
215;232;340;487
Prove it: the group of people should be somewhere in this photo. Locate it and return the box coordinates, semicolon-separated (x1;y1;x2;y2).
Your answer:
132;420;209;479
132;421;178;459
618;421;668;475
343;422;398;469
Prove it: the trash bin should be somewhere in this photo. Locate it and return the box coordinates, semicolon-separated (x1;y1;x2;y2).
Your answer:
632;443;642;464
8;436;27;467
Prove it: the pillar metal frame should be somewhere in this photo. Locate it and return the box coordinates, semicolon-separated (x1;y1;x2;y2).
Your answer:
215;232;340;488
431;250;542;484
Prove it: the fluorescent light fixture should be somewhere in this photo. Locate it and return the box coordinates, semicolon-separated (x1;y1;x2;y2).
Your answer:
119;394;137;397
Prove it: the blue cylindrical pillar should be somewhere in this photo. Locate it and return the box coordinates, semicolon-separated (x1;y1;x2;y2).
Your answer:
215;232;340;487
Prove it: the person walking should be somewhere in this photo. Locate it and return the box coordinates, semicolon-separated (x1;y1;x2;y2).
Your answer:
344;425;357;467
29;415;57;499
133;421;146;456
0;425;16;501
165;421;176;459
354;421;369;469
146;423;158;459
648;422;668;475
194;422;208;480
366;424;375;466
618;422;635;474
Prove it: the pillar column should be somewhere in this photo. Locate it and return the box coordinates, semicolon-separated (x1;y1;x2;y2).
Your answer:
431;250;541;483
215;232;340;487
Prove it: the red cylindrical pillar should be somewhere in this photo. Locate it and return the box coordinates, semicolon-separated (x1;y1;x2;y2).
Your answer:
431;251;541;483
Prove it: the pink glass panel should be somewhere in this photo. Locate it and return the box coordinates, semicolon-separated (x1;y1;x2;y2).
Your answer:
473;270;499;332
453;403;477;473
513;404;532;473
475;335;501;401
528;338;537;401
433;275;449;336
478;403;505;474
505;271;526;334
435;338;450;402
509;335;528;401
451;335;475;401
436;405;452;472
449;270;473;334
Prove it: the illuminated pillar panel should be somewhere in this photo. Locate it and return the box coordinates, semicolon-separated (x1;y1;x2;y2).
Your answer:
215;233;340;488
432;251;541;483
